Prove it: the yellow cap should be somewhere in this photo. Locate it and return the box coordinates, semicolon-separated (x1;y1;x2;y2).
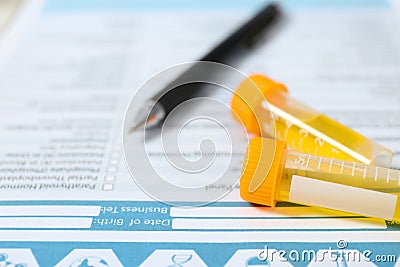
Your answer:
240;137;287;207
230;74;288;136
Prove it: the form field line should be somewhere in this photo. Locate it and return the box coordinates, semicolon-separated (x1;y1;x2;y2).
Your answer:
172;218;386;230
0;217;92;229
0;205;100;217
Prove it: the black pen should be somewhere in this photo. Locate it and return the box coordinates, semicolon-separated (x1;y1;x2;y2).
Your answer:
130;3;281;132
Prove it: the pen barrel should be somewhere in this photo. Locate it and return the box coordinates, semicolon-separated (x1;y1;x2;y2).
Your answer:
231;74;392;167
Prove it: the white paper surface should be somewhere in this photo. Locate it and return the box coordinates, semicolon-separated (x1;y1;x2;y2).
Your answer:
0;0;400;265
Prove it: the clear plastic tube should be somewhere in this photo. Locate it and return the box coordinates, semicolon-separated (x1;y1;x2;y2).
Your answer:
231;74;392;167
240;137;400;221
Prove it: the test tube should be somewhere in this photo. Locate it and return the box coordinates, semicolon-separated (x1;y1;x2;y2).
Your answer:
231;74;392;167
241;137;400;221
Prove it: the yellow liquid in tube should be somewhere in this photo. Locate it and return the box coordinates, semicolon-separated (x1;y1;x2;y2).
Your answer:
278;156;400;222
275;115;354;160
231;74;392;167
240;138;400;221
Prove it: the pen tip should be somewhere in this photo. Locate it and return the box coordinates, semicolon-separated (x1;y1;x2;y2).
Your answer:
128;122;145;134
128;102;165;134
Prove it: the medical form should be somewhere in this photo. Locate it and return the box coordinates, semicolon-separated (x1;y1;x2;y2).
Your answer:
0;0;400;266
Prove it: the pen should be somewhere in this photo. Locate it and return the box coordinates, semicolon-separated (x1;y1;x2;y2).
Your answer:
130;3;281;132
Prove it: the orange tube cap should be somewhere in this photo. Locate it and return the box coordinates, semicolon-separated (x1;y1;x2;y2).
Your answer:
240;137;287;207
230;74;288;136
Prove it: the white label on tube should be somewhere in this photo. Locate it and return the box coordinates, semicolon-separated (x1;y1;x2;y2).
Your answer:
289;175;397;220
